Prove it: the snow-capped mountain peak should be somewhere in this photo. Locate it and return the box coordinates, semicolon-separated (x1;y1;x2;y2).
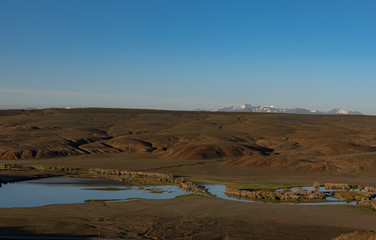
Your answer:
210;104;362;115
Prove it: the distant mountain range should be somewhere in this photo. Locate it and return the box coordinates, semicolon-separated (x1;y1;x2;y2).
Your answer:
203;104;362;115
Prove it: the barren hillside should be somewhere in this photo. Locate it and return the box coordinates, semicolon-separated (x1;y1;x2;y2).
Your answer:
1;108;376;173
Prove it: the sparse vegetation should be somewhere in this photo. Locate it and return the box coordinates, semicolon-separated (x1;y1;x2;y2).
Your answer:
82;187;131;191
333;191;363;203
325;183;353;191
87;168;212;195
327;184;376;209
190;178;297;191
313;181;320;192
364;186;376;193
84;199;122;203
0;163;213;196
224;186;326;202
174;194;209;199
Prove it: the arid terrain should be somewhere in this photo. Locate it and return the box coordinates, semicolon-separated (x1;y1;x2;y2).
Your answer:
0;108;376;239
2;108;376;173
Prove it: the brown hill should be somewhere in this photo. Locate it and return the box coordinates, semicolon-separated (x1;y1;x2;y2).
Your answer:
1;108;376;173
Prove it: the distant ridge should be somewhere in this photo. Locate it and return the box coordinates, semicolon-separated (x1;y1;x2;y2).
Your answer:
205;104;362;115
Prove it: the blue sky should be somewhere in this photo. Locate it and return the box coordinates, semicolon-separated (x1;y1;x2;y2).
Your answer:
1;0;376;114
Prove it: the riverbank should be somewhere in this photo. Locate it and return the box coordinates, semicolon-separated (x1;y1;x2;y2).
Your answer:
0;164;61;184
1;163;375;207
0;197;374;240
0;163;212;196
1;162;375;239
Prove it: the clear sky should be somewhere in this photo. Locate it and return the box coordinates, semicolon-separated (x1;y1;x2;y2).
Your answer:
1;0;376;114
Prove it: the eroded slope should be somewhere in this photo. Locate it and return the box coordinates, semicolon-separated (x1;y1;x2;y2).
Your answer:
1;108;376;173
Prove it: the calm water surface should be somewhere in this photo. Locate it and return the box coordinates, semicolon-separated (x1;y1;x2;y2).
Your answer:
0;177;190;208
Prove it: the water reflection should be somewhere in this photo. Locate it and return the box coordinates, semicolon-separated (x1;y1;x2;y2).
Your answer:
0;177;190;208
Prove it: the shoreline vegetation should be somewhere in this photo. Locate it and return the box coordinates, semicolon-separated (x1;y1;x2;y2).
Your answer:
224;186;326;202
0;163;213;196
0;163;60;184
1;163;375;209
224;183;376;210
324;183;376;210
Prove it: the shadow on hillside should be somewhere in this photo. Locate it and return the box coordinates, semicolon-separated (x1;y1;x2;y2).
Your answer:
0;226;99;239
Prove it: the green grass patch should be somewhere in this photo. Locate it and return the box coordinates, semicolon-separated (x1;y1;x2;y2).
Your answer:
191;178;297;191
138;187;166;193
125;198;143;201
82;187;131;191
174;194;210;199
84;199;122;203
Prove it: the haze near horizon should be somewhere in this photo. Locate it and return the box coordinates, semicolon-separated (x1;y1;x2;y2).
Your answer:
1;0;376;114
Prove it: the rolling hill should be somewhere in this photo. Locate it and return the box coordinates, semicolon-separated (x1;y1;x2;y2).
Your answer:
0;108;375;174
